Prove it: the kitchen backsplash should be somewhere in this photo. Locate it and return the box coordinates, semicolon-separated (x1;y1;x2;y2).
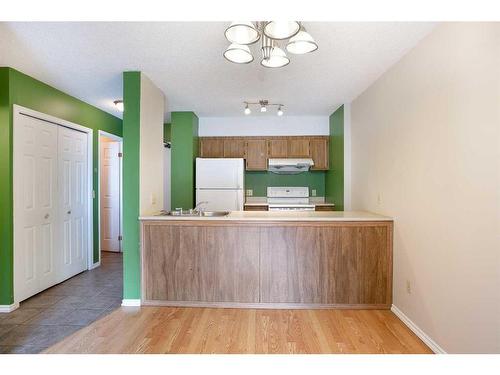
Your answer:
245;171;326;197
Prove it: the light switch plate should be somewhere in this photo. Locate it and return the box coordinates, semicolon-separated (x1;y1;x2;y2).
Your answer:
246;189;253;197
312;189;317;197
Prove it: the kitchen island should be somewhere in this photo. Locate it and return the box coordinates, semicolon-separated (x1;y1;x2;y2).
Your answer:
140;211;393;309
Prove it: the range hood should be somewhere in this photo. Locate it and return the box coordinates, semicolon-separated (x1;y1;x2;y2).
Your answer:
268;158;314;174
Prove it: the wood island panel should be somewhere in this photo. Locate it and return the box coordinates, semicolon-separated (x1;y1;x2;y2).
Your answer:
142;220;393;308
143;224;260;303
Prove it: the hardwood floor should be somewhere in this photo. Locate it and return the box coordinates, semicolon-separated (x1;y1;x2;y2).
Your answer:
44;307;432;354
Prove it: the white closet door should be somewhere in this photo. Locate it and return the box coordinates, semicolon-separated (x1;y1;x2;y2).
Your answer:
14;115;58;302
58;126;88;280
100;139;121;252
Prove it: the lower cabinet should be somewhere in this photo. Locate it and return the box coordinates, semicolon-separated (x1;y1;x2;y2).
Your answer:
243;205;269;211
142;221;393;307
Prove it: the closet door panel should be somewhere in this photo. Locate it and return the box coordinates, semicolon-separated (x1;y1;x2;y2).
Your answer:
58;127;88;281
14;114;58;301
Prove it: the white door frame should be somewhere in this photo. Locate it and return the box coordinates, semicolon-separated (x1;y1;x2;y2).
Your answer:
13;105;94;291
97;130;123;261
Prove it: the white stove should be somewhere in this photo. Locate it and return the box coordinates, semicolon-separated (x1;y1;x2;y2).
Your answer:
266;187;315;211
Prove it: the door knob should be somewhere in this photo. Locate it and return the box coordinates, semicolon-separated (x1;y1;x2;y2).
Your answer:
44;213;49;219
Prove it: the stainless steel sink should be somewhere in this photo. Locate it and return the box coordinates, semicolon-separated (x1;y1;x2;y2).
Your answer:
160;210;229;217
200;211;230;217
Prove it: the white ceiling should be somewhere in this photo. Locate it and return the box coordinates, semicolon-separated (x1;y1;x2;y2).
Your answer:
0;22;436;121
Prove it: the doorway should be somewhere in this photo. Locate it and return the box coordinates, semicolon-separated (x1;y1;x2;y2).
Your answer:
98;132;123;255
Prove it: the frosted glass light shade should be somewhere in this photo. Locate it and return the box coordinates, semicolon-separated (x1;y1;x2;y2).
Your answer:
261;47;290;68
223;44;254;64
286;30;318;54
113;100;124;112
225;22;260;45
263;21;300;40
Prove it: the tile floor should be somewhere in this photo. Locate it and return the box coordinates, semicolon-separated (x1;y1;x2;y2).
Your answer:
0;252;122;354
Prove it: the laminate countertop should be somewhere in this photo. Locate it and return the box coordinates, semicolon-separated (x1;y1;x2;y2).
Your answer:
139;210;392;222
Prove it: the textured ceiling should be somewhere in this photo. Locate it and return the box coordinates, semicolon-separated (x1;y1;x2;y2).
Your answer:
0;22;436;120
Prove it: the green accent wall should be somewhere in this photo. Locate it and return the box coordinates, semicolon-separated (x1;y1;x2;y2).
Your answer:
0;67;122;305
325;105;344;210
0;68;12;306
245;171;326;197
171;112;199;210
122;71;141;300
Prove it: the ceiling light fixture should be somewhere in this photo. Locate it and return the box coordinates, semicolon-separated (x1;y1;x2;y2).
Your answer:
286;26;318;54
224;21;317;68
225;22;260;45
263;21;300;40
113;100;124;112
244;100;284;116
223;43;254;64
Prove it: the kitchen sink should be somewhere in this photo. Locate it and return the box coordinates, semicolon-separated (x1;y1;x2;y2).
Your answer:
200;211;230;217
160;210;229;217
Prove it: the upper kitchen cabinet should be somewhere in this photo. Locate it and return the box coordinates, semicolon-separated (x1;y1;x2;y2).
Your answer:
288;138;310;158
245;139;267;170
310;137;329;170
199;137;224;157
199;135;330;171
223;138;246;158
267;139;288;158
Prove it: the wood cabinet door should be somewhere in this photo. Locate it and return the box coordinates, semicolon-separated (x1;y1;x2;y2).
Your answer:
200;138;224;158
267;139;288;158
287;138;311;157
245;139;267;170
223;138;246;158
310;137;329;170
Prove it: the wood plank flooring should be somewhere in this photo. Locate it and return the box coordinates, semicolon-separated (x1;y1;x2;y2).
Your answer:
44;307;432;354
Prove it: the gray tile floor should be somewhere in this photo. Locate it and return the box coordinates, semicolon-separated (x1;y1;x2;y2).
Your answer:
0;252;122;354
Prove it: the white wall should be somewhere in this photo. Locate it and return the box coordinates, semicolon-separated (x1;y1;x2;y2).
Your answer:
139;74;165;215
199;116;329;136
351;23;500;353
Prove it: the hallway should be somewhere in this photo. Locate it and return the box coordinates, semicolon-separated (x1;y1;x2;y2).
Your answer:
0;252;122;353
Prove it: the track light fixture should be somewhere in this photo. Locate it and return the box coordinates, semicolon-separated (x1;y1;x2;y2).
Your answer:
243;100;284;116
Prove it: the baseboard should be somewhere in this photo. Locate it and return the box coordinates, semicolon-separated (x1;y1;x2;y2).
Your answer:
121;299;141;307
89;261;101;270
0;303;19;313
391;304;446;354
142;300;391;310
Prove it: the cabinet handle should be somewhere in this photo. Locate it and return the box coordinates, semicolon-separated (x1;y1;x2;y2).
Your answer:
67;210;72;215
44;213;49;219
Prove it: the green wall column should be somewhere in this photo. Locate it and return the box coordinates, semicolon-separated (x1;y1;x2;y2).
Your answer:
122;72;141;300
0;68;13;305
171;112;199;210
325;105;345;210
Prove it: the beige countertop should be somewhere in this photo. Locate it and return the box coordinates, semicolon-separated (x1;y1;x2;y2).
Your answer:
139;210;392;222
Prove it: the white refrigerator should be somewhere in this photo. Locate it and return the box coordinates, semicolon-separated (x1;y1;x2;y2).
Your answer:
196;158;245;211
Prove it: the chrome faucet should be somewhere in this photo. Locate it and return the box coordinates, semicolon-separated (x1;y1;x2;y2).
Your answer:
194;201;209;213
